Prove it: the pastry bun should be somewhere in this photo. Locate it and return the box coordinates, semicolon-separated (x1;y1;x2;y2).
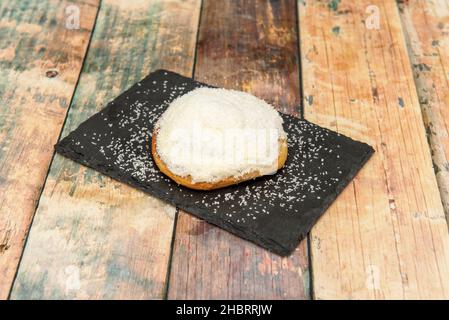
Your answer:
151;129;288;190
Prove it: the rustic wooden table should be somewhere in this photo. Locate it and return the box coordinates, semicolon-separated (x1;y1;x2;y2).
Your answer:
1;0;449;300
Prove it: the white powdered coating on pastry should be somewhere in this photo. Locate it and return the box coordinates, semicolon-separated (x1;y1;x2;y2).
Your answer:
155;87;287;183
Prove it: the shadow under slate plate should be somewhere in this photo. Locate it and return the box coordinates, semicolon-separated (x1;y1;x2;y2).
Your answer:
55;70;374;256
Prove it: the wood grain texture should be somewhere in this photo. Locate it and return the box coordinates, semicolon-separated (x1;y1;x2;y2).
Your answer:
300;0;449;299
398;0;449;221
10;0;201;299
167;0;310;299
0;0;99;299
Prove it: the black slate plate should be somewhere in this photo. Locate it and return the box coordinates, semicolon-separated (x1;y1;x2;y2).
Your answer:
55;69;374;256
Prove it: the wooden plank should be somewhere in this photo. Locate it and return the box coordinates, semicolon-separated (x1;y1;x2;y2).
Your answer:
167;0;310;299
300;0;449;299
0;0;99;299
10;0;201;299
398;0;449;221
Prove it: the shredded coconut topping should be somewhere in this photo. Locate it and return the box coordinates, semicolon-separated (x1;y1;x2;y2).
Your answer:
155;87;287;183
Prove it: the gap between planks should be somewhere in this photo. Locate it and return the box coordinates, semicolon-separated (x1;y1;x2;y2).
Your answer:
398;0;449;222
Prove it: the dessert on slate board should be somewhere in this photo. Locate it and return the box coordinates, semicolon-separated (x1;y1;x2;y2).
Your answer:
152;87;288;190
55;69;374;255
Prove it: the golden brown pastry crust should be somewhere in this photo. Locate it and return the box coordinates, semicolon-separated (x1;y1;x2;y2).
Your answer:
151;129;288;190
